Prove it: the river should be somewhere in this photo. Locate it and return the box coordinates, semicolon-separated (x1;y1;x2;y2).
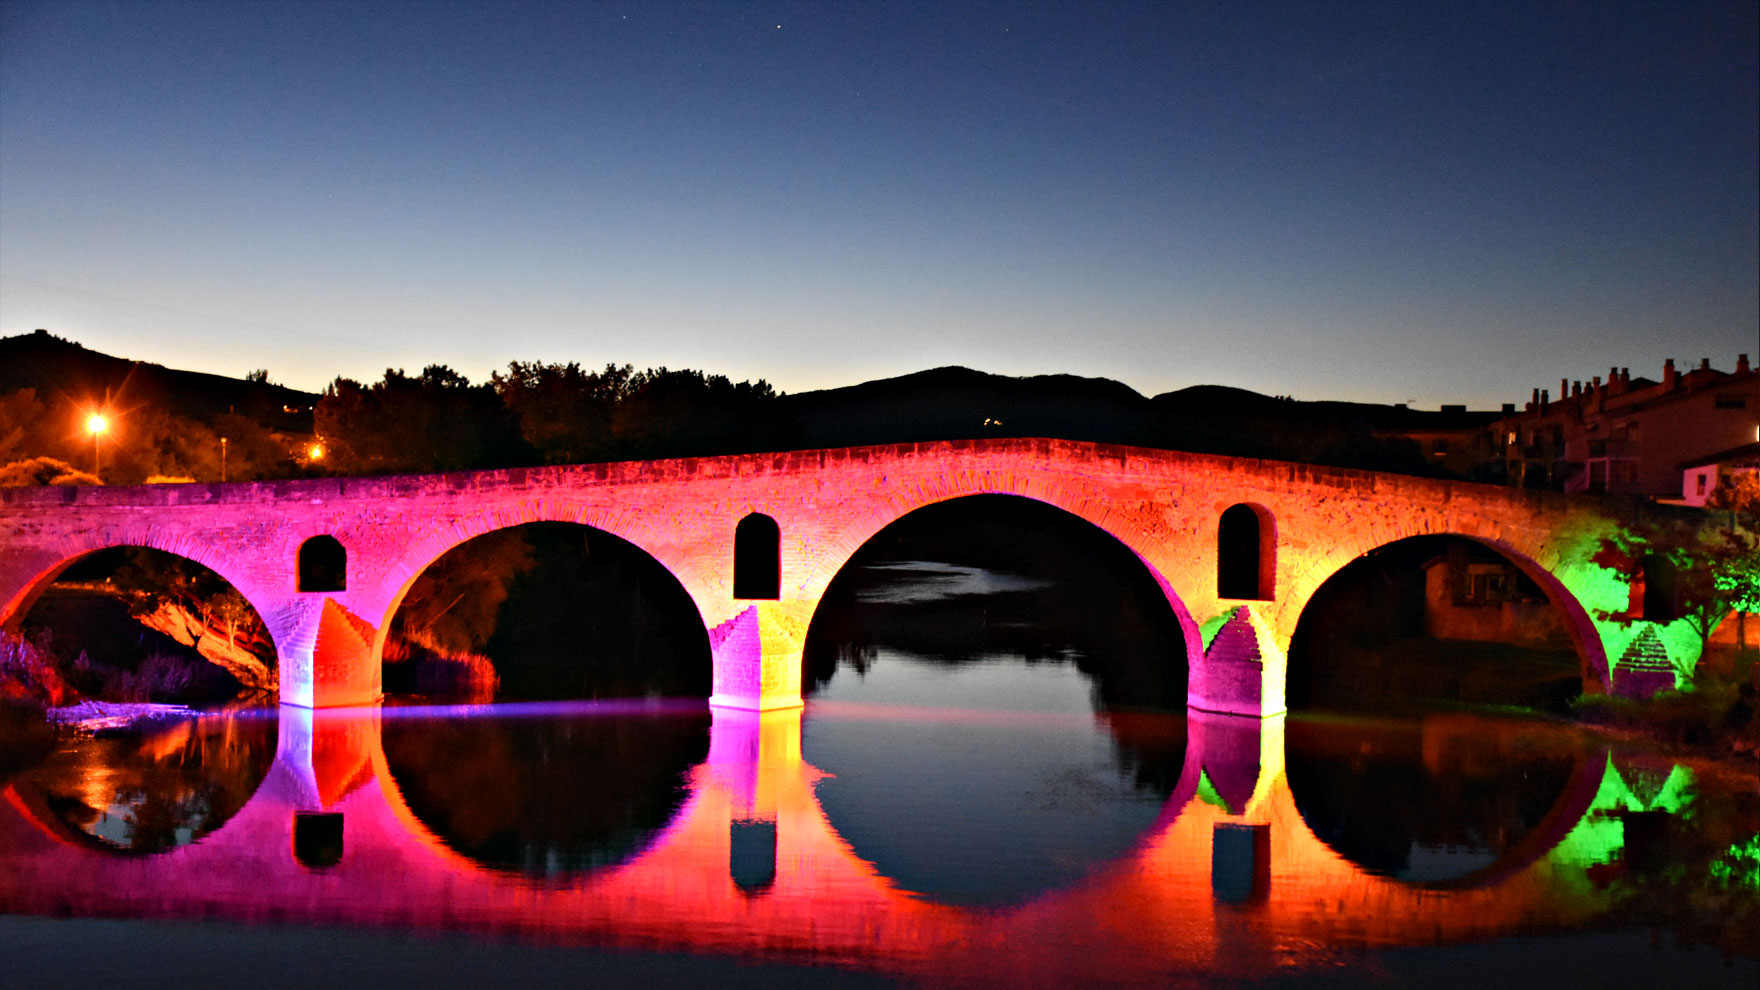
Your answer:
2;545;1755;988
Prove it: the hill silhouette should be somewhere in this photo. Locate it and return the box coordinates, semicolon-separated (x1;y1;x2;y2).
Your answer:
2;331;1495;479
0;329;316;434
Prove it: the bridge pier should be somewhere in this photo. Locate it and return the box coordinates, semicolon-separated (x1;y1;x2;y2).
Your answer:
1192;606;1288;718
707;604;805;711
270;596;383;709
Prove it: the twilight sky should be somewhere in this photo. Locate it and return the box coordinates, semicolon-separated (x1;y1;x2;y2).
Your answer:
2;0;1755;407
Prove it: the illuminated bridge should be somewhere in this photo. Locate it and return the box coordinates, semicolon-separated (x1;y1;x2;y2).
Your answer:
0;437;1670;712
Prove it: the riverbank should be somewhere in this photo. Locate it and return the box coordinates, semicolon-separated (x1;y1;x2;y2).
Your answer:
1572;648;1759;763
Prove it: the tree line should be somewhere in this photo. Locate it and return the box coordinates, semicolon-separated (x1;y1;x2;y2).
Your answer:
317;362;782;475
0;361;784;484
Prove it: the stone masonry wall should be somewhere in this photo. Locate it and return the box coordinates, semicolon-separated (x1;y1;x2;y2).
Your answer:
0;438;1631;712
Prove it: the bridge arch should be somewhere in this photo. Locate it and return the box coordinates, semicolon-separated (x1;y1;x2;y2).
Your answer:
1285;532;1610;710
797;488;1204;703
0;534;283;672
371;510;714;698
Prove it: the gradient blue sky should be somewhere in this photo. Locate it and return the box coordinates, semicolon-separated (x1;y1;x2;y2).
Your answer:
2;0;1755;407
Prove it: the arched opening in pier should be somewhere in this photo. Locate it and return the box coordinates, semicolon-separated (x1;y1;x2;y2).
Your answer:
1217;502;1274;601
799;493;1189;906
733;512;781;599
1288;535;1584;714
297;535;347;592
9;545;279;706
382;521;710;702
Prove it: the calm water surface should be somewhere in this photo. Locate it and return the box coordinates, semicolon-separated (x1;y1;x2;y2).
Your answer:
3;558;1756;988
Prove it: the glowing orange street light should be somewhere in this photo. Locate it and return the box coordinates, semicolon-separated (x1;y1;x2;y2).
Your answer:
86;412;109;476
308;442;325;462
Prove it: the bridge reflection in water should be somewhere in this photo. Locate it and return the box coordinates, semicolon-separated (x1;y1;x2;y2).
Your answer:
0;699;1700;985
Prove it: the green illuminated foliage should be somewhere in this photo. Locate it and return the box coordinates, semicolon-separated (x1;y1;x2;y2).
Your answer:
1591;507;1757;668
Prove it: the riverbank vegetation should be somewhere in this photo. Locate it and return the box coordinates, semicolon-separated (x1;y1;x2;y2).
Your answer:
1574;646;1759;759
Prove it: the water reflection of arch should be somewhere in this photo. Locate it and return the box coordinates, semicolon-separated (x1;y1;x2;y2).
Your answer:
0;703;1629;971
369;510;713;680
796;705;1277;908
1287;532;1611;697
1;710;280;857
370;701;712;880
801;491;1197;705
1284;715;1611;891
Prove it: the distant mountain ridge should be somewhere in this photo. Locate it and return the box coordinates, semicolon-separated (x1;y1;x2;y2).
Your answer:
1;329;317;433
2;331;1495;477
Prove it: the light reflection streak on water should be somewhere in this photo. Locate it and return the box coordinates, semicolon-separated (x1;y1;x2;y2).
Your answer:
851;561;1055;604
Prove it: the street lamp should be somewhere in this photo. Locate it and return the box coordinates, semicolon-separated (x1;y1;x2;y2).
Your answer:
86;412;108;476
220;436;229;483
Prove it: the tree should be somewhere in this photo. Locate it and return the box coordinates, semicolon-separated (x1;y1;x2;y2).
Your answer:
1593;507;1759;662
389;529;538;654
0;456;100;486
0;388;46;462
317;366;531;475
491;361;633;464
1706;472;1760;648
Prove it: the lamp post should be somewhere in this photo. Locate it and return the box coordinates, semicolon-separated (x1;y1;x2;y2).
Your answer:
220;436;229;483
86;412;108;477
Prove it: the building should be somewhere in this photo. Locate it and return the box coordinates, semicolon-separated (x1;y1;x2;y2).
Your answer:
1489;354;1757;496
1678;441;1760;507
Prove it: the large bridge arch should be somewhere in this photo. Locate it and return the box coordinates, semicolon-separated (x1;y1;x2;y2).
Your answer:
1;529;280;637
368;507;717;696
790;486;1207;702
0;533;286;690
1283;531;1612;709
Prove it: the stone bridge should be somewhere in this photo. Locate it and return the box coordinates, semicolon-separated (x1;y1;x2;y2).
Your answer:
0;437;1664;712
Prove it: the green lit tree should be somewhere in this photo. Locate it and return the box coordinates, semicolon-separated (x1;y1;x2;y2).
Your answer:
1707;473;1760;649
1593;508;1758;663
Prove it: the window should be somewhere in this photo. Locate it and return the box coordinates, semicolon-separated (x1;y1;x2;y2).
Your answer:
297;535;346;592
733;513;780;599
1696;473;1708;495
1217;504;1274;600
